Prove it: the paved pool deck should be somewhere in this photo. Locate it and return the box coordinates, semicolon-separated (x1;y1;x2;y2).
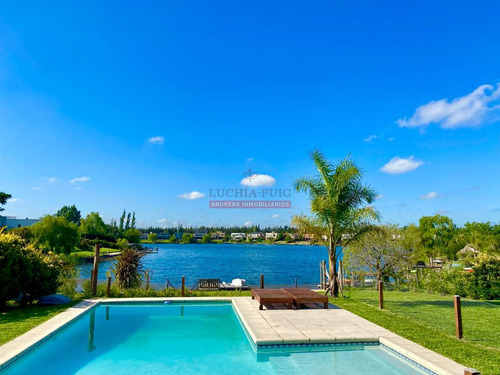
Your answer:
0;297;470;375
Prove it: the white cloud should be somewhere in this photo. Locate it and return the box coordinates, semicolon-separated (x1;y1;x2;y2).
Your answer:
158;218;168;223
74;187;82;191
380;156;424;174
246;157;254;162
32;187;42;191
148;136;164;145
271;214;281;219
364;135;378;142
240;174;276;187
375;195;384;200
178;191;205;200
420;191;438;200
8;198;18;203
244;221;252;227
397;83;500;129
70;176;90;184
48;177;57;183
388;137;395;142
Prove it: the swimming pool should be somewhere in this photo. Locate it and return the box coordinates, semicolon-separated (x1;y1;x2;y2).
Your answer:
2;302;431;374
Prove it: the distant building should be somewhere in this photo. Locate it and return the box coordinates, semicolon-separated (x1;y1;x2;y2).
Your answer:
211;231;226;240
0;215;39;230
231;233;246;241
247;232;264;240
194;229;208;241
265;231;278;240
304;233;314;241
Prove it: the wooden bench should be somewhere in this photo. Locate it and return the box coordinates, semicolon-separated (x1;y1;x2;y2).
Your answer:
251;288;294;310
198;279;221;291
283;288;329;309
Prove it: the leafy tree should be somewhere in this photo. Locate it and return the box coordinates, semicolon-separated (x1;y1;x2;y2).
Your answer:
0;192;12;212
116;238;128;249
123;228;141;244
400;224;425;264
285;234;294;243
32;215;79;254
201;233;212;244
292;151;379;296
55;205;81;225
182;233;194;244
131;212;136;229
8;226;34;242
456;222;498;255
419;214;455;262
119;210;126;232
168;234;177;243
345;225;408;286
125;212;131;230
112;248;143;289
148;232;158;243
79;212;107;236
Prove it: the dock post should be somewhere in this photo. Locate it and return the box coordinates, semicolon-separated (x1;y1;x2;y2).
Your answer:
181;276;186;296
378;281;384;309
454;295;463;339
295;278;297;288
106;276;111;297
91;244;100;297
260;274;264;289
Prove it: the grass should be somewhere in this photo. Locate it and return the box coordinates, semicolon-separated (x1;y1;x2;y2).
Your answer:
0;301;82;345
69;247;120;258
331;289;500;375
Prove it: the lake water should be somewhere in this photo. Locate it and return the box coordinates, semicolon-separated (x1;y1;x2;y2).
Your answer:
76;243;338;288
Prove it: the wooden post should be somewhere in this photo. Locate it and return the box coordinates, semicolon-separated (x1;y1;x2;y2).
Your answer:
319;261;323;289
91;244;101;297
260;274;264;289
295;278;297;288
378;281;384;309
454;295;463;339
181;276;185;296
106;276;111;297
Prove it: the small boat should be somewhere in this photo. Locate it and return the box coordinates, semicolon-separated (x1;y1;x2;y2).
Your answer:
220;278;249;290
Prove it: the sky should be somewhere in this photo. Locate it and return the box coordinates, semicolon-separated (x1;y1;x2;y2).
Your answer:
1;1;500;229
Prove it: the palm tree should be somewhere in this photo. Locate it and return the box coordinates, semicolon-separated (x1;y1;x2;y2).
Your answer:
293;150;379;297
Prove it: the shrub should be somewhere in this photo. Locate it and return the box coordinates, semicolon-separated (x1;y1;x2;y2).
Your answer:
148;233;158;243
0;232;63;305
466;255;500;300
116;238;128;249
111;248;143;289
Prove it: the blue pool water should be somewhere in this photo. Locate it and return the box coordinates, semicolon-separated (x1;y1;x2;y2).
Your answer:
3;303;429;375
77;244;339;287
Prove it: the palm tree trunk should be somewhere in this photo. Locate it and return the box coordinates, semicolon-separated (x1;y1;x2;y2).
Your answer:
328;246;339;297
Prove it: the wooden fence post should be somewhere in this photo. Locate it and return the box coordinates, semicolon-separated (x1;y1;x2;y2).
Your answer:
378;281;384;309
295;278;297;288
106;276;111;297
181;276;185;296
91;244;100;297
260;274;264;289
454;295;463;339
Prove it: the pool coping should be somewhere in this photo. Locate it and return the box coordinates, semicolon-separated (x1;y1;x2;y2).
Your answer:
0;297;469;375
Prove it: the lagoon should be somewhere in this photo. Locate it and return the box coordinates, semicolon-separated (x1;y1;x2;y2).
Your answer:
77;243;337;288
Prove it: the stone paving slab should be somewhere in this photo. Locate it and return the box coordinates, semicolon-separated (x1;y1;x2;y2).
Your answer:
232;297;467;375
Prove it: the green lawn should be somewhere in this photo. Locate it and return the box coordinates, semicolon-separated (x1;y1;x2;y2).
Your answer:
331;289;500;375
0;301;81;345
69;247;120;258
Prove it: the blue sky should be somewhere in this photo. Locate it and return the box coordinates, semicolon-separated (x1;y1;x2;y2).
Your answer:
1;1;499;228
